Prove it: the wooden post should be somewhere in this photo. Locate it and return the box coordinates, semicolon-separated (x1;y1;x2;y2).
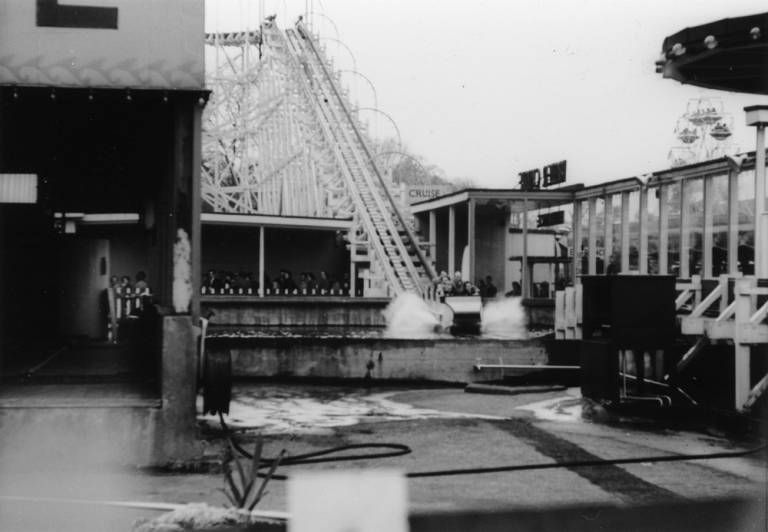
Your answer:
259;225;265;297
703;175;714;279
604;194;613;273
680;181;690;278
588;197;597;274
428;209;436;268
639;187;649;274
728;169;740;275
659;185;670;275
448;205;456;275
620;191;630;272
468;198;476;282
734;278;753;411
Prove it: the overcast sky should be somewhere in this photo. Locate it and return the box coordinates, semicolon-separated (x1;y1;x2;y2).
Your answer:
206;0;768;188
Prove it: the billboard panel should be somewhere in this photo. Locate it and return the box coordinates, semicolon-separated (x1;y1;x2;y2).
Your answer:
0;0;204;90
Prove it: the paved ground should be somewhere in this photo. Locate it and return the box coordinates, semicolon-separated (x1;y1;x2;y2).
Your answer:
1;384;766;531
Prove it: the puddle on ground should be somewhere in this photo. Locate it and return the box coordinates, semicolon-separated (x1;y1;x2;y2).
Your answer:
198;386;502;434
516;391;583;422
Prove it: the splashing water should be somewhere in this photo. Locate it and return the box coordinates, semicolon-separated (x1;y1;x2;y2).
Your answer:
480;297;528;339
382;293;440;338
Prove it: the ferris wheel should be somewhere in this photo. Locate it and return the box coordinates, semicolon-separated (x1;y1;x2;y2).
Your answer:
668;97;736;167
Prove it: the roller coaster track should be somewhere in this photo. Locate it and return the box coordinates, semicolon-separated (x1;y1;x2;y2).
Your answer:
265;22;437;295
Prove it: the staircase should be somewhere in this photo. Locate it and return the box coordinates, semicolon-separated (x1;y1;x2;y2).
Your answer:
261;21;436;296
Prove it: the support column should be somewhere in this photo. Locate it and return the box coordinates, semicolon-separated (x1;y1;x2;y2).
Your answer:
572;200;582;282
259;225;265;297
659;185;670;275
639;187;649;274
734;278;753;410
728;169;740;275
703;175;714;278
428;210;436;268
448;205;456;275
522;197;529;298
190;101;203;321
588;197;597;274
680;180;690;278
468;199;476;282
745;105;768;277
604;195;613;273
620;191;630;272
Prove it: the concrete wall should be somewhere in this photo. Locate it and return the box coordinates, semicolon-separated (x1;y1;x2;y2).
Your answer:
210;336;549;383
203;297;390;327
0;316;200;467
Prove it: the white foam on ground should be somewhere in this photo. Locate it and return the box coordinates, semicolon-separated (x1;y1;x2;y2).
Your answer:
198;389;501;434
516;391;583;422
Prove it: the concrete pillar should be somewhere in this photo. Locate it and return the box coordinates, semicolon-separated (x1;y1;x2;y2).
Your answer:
620;191;630;272
572;200;582;281
588;197;597;274
680;180;690;278
638;187;649;274
190;102;202;321
745;106;767;278
259;225;265;297
604;194;613;273
659;186;670;275
468;199;476;282
448;205;455;275
522;197;529;298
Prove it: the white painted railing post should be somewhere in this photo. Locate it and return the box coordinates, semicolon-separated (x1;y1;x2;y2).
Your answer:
734;277;753;411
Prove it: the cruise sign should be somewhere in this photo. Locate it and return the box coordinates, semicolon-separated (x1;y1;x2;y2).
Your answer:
0;0;204;89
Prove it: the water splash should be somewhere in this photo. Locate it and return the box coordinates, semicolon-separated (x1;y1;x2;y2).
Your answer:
382;293;440;338
480;297;528;339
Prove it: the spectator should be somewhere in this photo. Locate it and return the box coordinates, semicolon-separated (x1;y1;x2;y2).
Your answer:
281;270;297;291
476;278;487;297
451;271;465;295
120;275;133;294
463;281;477;295
134;271;149;294
484;275;497;298
317;270;330;292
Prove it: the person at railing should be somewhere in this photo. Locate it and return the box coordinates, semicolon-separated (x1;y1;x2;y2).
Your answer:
281;269;298;292
463;281;478;296
451;271;465;295
317;270;330;292
134;271;149;293
118;275;133;295
484;275;497;298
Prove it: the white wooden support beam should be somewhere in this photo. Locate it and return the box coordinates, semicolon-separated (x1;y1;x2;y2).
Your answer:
564;286;576;339
259;225;265;297
702;175;714;278
639;187;649;274
734;277;754;411
659;185;670;275
555;290;566;340
588;197;597;275
743;372;768;411
428;210;436;266
620;191;630;272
